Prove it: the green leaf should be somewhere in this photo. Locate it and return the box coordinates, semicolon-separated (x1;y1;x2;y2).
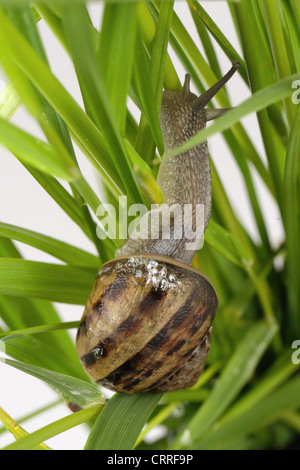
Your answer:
0;9;123;197
0;116;78;181
2;403;102;451
0;321;79;339
61;4;143;205
135;0;174;163
84;392;162;450
196;375;300;449
205;219;253;269
0;222;99;267
0;258;96;304
283;105;300;338
0;82;22;120
97;1;138;134
187;0;247;83
0;407;51;450
0;357;104;410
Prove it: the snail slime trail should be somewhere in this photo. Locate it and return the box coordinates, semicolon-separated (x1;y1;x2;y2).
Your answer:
76;62;239;394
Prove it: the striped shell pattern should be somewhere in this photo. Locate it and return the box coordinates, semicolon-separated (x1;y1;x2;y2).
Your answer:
76;254;218;394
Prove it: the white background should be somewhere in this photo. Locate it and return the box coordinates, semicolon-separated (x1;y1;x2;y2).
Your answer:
0;1;283;449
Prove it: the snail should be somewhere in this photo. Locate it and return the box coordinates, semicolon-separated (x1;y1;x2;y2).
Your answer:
76;62;239;394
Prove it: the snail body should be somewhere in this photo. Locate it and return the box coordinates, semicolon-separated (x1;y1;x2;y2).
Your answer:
76;62;239;393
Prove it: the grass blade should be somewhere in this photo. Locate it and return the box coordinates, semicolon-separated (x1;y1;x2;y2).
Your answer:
2;403;102;450
0;82;22;120
61;4;143;205
84;392;162;450
97;1;137;134
0;116;78;181
283;106;300;338
187;0;247;83
0;407;50;450
0;358;104;410
0;222;99;267
0;258;96;304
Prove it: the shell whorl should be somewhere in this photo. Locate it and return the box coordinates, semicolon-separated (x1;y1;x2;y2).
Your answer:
76;255;217;393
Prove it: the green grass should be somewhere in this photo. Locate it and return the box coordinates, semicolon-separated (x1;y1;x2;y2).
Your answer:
0;0;299;450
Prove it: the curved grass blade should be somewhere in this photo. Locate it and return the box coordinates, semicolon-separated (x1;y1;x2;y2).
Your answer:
84;392;162;450
0;222;99;267
0;407;50;450
0;258;96;304
0;358;104;410
196;375;300;449
2;403;102;451
205;219;253;269
0;116;78;181
0;321;79;340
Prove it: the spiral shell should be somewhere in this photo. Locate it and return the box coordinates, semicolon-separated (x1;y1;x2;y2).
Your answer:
76;254;218;394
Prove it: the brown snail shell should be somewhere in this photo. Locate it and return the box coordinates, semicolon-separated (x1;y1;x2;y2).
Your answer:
76;254;218;394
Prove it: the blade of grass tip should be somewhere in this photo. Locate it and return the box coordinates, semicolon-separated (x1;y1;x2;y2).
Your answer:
84;392;162;450
135;0;174;164
61;4;144;206
187;0;247;83
0;407;51;450
0;358;105;411
2;403;102;451
283;105;300;339
172;320;277;448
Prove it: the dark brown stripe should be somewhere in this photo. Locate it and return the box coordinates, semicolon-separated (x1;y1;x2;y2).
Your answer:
83;284;168;366
139;286;167;314
167;339;185;356
97;289;196;391
104;274;128;301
